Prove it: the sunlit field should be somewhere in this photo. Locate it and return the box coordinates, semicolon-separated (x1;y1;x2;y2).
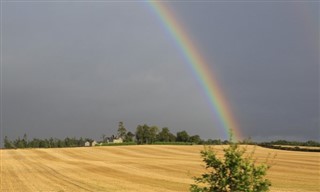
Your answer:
1;145;319;192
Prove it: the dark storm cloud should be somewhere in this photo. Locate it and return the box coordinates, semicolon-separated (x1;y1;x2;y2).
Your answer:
169;2;319;140
1;2;319;142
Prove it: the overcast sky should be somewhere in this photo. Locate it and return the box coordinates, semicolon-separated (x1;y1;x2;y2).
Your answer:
1;1;319;142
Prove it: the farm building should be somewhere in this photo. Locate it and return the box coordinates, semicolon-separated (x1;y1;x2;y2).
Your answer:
91;140;97;146
84;141;90;147
113;137;123;143
84;140;97;147
104;135;123;144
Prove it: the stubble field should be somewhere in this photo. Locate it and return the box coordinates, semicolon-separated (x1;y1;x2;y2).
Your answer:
1;145;319;192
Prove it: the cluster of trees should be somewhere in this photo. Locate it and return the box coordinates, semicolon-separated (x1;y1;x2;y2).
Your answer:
260;140;320;147
117;121;135;142
258;140;320;152
134;124;204;144
107;122;207;145
5;121;319;150
4;134;91;149
259;144;320;152
133;124;233;145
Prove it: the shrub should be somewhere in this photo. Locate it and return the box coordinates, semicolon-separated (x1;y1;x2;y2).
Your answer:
190;142;271;192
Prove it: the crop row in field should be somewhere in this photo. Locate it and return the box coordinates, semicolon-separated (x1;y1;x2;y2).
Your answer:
1;145;319;192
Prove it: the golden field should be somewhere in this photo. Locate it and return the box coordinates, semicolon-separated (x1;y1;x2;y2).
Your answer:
1;145;319;192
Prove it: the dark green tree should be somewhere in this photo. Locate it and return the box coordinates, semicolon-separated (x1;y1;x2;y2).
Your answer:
189;135;201;144
157;127;171;142
135;124;145;144
168;133;176;142
78;137;85;147
64;137;71;147
149;126;159;144
176;130;190;142
117;121;127;140
15;137;25;148
4;136;14;149
39;139;49;148
22;133;28;148
49;137;55;148
101;134;106;143
135;124;158;144
125;131;135;142
30;138;40;148
57;140;65;148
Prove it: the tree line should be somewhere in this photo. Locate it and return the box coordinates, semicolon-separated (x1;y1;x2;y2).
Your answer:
4;134;92;149
259;140;320;152
3;122;224;149
260;140;320;147
3;122;320;149
118;122;228;145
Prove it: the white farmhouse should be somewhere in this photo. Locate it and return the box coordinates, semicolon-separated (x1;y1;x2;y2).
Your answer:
91;140;97;146
84;141;90;147
113;137;123;144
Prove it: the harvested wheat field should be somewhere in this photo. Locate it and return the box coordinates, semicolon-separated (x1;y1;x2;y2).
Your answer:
1;145;319;192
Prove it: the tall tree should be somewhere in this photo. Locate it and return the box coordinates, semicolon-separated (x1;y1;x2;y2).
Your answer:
15;137;25;148
117;121;127;139
168;133;176;142
4;136;13;149
135;125;144;144
149;126;159;144
135;124;158;144
176;130;190;142
189;135;201;144
157;127;171;142
101;134;106;143
23;133;28;148
125;131;135;142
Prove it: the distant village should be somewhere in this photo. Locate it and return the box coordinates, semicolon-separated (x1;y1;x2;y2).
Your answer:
84;135;124;147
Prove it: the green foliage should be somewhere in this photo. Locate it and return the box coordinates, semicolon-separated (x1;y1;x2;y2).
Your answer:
125;131;135;142
4;136;14;149
15;137;25;148
203;139;224;145
176;130;190;142
135;124;147;144
259;144;320;152
4;134;91;149
189;135;201;144
135;124;159;144
118;121;127;140
261;140;320;147
157;127;176;142
157;127;170;142
190;143;271;192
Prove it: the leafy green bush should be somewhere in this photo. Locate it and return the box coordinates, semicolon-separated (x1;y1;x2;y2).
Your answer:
190;143;271;192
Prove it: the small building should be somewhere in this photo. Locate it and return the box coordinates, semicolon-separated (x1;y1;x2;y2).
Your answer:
84;141;90;147
84;140;97;147
113;137;123;144
91;140;97;146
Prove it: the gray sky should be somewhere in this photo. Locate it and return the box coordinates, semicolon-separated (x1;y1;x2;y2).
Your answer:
1;1;319;142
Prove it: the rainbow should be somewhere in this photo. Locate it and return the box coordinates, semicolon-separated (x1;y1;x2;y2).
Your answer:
148;2;242;140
